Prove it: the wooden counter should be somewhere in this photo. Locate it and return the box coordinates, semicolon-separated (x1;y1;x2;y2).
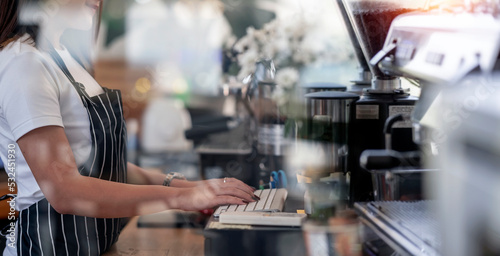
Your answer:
103;216;205;256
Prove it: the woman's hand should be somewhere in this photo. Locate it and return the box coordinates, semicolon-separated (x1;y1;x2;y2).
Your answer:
172;178;258;211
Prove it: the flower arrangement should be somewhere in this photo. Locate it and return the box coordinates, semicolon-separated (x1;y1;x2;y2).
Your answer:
232;15;352;87
226;15;353;113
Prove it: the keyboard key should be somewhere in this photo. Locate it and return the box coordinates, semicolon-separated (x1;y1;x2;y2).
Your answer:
244;189;262;211
264;188;277;210
253;190;263;197
227;204;238;213
269;189;288;211
245;201;257;211
236;204;247;211
254;189;271;211
214;205;228;217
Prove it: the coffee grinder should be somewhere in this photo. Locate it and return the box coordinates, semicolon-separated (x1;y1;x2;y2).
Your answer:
335;0;427;203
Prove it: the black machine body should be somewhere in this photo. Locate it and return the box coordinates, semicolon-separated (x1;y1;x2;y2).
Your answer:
348;89;418;203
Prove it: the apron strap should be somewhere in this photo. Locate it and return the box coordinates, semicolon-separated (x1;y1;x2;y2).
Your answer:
47;47;97;105
0;194;15;201
48;50;77;84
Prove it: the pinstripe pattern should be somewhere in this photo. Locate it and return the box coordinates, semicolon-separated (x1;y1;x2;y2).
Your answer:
60;215;68;255
16;50;127;255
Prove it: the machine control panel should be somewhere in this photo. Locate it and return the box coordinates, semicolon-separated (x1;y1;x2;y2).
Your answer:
378;12;500;84
425;52;445;66
395;41;417;62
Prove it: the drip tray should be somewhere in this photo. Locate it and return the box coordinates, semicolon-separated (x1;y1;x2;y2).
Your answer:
355;201;441;256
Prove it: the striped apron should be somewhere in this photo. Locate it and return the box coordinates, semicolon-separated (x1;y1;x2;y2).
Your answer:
16;50;128;255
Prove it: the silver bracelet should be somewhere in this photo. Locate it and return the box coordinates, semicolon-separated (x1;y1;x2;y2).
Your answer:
162;172;186;187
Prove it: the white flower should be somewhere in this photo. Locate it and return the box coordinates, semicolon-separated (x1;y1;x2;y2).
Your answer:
238;47;259;68
292;50;313;65
271;86;288;107
275;67;299;89
253;30;267;44
237;66;256;81
282;15;306;38
262;44;276;59
231;14;355;82
300;32;326;55
234;35;256;53
273;38;290;53
263;19;279;34
246;27;256;38
224;35;237;49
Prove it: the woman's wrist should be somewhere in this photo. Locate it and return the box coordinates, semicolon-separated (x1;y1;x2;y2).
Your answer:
162;186;185;210
169;179;197;188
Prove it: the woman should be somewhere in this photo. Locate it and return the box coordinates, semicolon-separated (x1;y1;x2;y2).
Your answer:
0;0;256;255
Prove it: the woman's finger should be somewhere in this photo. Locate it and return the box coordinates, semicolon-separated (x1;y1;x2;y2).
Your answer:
222;177;256;195
203;178;256;199
214;186;256;202
215;195;248;206
221;180;258;200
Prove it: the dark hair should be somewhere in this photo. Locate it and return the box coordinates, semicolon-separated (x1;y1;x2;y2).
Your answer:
0;0;40;49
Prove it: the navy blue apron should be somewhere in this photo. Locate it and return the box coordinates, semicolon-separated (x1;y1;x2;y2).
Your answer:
16;49;128;255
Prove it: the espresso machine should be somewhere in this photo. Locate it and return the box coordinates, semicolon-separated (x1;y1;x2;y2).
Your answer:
338;1;500;254
372;8;500;256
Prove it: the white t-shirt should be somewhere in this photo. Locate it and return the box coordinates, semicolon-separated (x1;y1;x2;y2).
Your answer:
0;35;104;211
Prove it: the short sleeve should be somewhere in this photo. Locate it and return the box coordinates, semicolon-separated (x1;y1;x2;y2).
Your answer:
0;52;64;141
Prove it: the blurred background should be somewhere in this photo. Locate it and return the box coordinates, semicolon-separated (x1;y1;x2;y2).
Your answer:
81;0;360;180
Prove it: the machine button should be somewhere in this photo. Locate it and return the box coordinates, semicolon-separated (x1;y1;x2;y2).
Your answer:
425;52;445;65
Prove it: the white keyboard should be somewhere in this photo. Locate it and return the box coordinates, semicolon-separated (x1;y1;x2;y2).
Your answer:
214;188;288;217
219;211;307;226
